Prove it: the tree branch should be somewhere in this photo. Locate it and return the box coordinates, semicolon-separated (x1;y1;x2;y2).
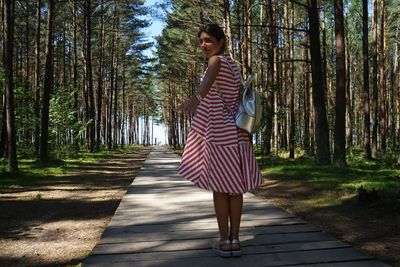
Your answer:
239;24;308;33
287;0;308;9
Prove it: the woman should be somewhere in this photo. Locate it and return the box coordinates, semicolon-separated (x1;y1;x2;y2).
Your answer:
178;24;263;257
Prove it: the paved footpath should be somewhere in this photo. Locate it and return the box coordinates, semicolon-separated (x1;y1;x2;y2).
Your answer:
84;146;390;267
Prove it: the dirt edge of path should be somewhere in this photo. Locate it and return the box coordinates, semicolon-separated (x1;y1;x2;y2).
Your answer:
0;147;151;267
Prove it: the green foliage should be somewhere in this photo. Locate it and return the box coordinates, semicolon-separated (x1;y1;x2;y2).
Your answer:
14;86;37;157
48;86;86;158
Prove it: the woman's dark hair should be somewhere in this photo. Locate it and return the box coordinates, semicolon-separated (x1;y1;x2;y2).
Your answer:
198;23;226;51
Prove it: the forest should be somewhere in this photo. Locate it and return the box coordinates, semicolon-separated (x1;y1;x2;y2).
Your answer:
0;0;400;172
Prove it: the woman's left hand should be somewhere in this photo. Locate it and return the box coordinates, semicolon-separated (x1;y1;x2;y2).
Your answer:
178;97;199;116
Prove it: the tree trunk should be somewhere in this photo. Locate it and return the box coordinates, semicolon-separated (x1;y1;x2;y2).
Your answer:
302;35;310;154
345;19;352;152
289;2;295;159
235;0;242;72
24;1;31;146
39;0;55;163
371;0;378;157
308;0;330;164
223;0;234;57
113;17;120;149
107;10;116;150
96;1;104;151
273;0;279;155
34;0;41;156
379;0;387;153
321;0;328;112
241;0;251;78
72;0;79;150
121;57;126;148
0;96;6;158
84;0;95;152
333;0;346;167
362;0;372;159
4;0;18;171
282;0;288;151
394;22;400;164
263;0;275;155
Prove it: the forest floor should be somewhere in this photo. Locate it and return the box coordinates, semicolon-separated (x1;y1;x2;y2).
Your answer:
1;146;399;266
0;146;151;267
253;180;400;267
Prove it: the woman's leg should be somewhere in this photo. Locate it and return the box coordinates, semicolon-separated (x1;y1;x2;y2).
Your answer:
228;193;243;241
213;192;230;241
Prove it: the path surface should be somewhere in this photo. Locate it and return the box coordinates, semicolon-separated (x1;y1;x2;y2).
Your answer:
84;146;390;267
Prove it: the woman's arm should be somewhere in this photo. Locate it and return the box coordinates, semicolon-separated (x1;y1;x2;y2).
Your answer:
179;56;221;115
197;55;221;98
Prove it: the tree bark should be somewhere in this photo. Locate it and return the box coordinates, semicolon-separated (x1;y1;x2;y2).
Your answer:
4;0;18;171
84;0;95;152
107;8;116;150
302;35;310;154
34;0;41;156
72;0;79;150
39;0;55;163
113;17;120;149
273;0;279;155
289;2;295;159
333;0;346;167
378;0;387;153
371;0;378;157
96;1;105;151
308;0;330;164
223;0;234;57
121;58;126;148
362;0;372;159
263;0;275;155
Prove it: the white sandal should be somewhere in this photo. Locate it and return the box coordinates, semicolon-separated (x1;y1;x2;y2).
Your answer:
213;239;231;257
231;239;242;257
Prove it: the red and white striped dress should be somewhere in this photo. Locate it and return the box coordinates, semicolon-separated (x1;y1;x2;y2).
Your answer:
178;54;263;194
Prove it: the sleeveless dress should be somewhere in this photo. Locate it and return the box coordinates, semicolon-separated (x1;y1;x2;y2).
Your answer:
178;54;263;194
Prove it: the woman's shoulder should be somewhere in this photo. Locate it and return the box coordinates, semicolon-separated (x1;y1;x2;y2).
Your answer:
207;55;222;69
217;54;240;75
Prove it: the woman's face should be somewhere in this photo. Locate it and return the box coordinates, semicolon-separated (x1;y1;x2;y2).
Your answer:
198;32;224;58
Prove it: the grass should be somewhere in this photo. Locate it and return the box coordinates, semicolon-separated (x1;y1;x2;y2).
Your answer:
0;145;143;191
255;150;400;266
257;150;400;211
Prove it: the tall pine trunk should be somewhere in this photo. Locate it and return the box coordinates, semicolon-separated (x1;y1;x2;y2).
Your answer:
34;0;41;156
333;0;346;167
107;9;116;150
308;0;330;164
223;0;234;57
72;0;79;150
263;0;275;155
84;0;95;152
4;0;18;171
378;0;387;153
371;0;378;157
96;1;104;151
39;0;54;163
113;18;120;149
362;0;372;159
289;3;295;159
